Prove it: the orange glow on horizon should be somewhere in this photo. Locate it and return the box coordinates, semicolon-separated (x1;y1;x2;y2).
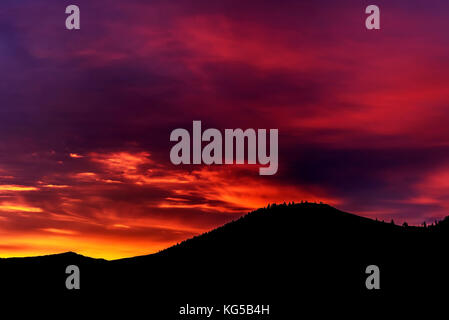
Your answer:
0;150;341;259
0;233;172;260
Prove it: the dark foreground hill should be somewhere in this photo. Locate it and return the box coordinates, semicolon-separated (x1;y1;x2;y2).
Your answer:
1;203;448;315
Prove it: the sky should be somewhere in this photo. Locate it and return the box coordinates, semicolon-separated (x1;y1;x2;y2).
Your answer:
1;0;449;259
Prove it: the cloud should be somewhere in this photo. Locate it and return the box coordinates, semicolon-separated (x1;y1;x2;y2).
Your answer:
0;149;337;258
0;203;43;213
0;185;38;191
1;0;449;257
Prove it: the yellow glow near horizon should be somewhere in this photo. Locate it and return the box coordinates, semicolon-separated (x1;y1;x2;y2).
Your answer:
0;185;38;191
0;234;171;260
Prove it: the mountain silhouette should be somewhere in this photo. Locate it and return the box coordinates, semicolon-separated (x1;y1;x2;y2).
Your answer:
1;203;447;315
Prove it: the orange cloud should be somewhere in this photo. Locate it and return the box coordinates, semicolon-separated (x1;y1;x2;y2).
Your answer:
73;172;98;181
43;184;70;189
90;151;152;173
0;185;38;192
41;228;78;235
0;203;43;213
111;224;131;229
70;153;83;158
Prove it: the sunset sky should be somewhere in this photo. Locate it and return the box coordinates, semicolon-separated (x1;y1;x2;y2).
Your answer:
2;0;449;259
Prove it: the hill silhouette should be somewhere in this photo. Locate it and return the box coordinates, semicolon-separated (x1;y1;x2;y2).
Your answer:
1;203;447;315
